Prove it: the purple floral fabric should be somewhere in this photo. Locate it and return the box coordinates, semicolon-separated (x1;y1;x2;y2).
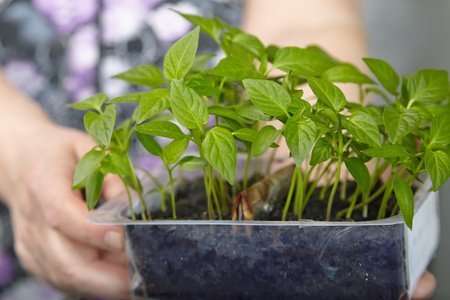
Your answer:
0;0;242;299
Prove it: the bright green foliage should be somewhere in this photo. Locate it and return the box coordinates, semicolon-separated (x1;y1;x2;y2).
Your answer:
363;58;399;95
307;77;346;112
113;65;164;87
163;138;190;165
164;26;200;80
69;13;449;226
210;56;263;81
425;149;450;191
252;125;281;157
137;89;171;123
86;170;104;211
72;149;105;187
383;105;420;143
202;127;236;185
272;46;336;76
344;157;370;196
323;63;374;84
394;177;415;229
170;79;208;129
407;69;449;106
285;116;317;167
342;111;381;148
67;93;107;113
243;79;291;117
84;104;116;146
135;121;186;140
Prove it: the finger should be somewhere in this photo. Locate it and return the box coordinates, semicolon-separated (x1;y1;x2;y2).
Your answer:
412;271;436;300
101;250;129;267
103;173;126;200
57;255;131;299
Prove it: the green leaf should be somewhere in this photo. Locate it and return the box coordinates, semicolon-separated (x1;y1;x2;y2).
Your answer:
163;138;190;165
252;125;281;157
232;127;257;143
72;149;105;187
108;92;145;103
288;97;312;116
208;105;250;124
186;73;221;96
163;26;200;80
209;56;263;81
272;46;336;76
425;149;450;191
307;76;346;112
86;170;104;211
363;58;399;95
341;111;381;148
323;63;375;84
137;89;171;123
101;152;132;177
310;137;332;166
429;112;450;148
179;156;208;171
202;127;236;184
243;79;291;117
170;79;208;129
135;121;186;140
232;33;265;59
67;93;107;113
234;101;275;122
112;65;164;87
383;105;421;143
344;157;370;196
285;116;317;167
393;177;414;229
178;13;223;41
189;54;216;73
136;132;162;157
361;144;409;158
84;104;116;146
407;69;449;105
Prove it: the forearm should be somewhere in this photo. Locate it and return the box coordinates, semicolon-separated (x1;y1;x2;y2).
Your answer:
242;0;368;69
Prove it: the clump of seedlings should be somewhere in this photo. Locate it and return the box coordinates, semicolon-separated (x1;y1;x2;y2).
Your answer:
69;13;450;229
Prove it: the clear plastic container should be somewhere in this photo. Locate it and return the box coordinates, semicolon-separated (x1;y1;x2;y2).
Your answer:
89;174;439;300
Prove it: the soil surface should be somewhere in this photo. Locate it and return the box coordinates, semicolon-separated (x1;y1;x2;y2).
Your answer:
150;177;398;222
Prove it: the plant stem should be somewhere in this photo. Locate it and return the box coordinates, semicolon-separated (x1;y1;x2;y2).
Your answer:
282;167;299;221
203;168;214;219
377;171;395;220
345;187;360;219
134;165;166;211
166;166;177;219
326;131;343;221
243;151;251;190
340;168;347;201
120;176;136;220
304;161;331;207
125;154;150;220
208;166;222;220
295;167;304;219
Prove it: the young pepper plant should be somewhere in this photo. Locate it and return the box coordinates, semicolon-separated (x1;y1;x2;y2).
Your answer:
70;13;450;230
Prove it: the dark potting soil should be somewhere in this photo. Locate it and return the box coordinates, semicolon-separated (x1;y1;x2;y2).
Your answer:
150;177;398;222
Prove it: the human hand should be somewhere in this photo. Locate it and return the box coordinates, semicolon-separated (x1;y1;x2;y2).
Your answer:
412;271;436;300
0;124;130;299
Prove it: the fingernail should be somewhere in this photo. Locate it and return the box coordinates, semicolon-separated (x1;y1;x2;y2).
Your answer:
105;231;124;251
